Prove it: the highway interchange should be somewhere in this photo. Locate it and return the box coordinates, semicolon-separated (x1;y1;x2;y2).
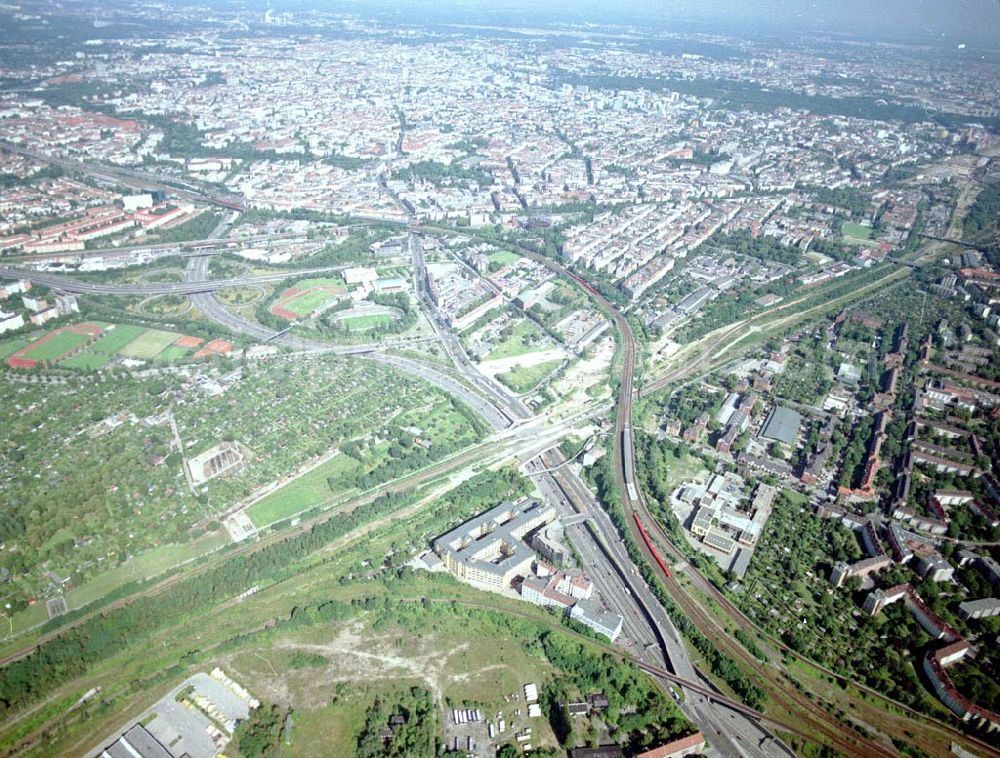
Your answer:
0;177;858;754
8;158;994;756
68;217;778;754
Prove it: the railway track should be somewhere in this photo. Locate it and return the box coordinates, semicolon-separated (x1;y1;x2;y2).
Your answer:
0;442;496;668
496;241;927;754
474;236;894;752
636;504;1000;758
631;508;897;757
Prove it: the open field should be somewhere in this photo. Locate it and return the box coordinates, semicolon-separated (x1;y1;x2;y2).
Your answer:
58;350;111;371
247;453;360;527
65;530;231;610
0;338;28;360
0;468;689;758
487;250;521;267
73;324;145;352
333;312;393;330
229;608;563;756
271;277;345;320
66;326;134;369
119;329;183;359
496;359;562;393
155;344;194;362
485;319;548;361
282;289;337;317
842;222;874;245
10;323;203;370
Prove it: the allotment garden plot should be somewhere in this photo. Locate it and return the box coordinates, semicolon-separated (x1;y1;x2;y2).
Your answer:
175;355;486;524
0;354;483;629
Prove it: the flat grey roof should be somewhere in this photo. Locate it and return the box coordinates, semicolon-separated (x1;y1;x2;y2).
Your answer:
116;725;171;758
433;499;554;579
959;597;1000;613
761;405;802;445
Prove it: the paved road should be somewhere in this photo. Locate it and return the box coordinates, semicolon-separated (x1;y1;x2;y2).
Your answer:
2;231;304;265
0;266;347;296
35;204;772;752
0;140;245;211
406;233;769;754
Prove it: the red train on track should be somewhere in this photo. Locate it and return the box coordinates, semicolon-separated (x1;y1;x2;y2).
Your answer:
633;513;670;578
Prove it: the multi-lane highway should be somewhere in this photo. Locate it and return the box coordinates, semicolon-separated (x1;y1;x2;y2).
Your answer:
405;233;773;754
7;115;991;758
0;143;886;751
0;265;349;296
8;219;815;753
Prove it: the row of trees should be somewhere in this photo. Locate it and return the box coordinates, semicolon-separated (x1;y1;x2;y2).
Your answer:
0;487;417;719
0;464;532;719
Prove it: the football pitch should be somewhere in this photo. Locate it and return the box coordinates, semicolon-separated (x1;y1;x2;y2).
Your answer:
119;329;183;359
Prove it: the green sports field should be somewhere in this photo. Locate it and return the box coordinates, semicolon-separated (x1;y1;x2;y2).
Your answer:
155;345;193;362
0;338;28;360
59;351;112;371
487;250;521;267
278;277;345;318
86;324;147;353
285;289;340;317
56;324;148;369
21;330;93;361
336;313;393;330
842;222;874;246
119;329;183;359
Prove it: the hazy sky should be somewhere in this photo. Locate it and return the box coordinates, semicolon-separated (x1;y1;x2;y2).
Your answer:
311;0;1000;45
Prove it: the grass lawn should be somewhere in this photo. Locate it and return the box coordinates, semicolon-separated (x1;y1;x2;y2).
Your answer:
247;453;360;527
285;289;340;317
119;329;182;359
487;250;521;267
66;530;230;610
0;338;28;360
290;277;344;291
59;350;112;371
842;222;874;245
335;313;392;331
275;278;345;319
781;488;810;506
9;602;48;637
155;345;192;362
496;359;561;393
22;330;93;361
485;319;547;361
57;325;150;370
86;324;147;353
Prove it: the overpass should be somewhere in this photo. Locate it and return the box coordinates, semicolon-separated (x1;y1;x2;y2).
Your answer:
917;233;993;252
